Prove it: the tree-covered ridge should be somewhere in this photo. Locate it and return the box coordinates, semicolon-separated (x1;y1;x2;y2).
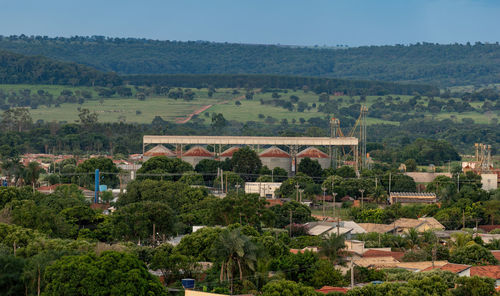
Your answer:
0;49;122;86
124;74;438;96
1;35;500;86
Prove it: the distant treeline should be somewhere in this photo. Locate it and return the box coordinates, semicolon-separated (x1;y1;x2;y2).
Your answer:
124;74;439;96
2;35;500;86
0;50;122;86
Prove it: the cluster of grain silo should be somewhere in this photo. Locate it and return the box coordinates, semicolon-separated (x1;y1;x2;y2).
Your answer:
144;144;332;174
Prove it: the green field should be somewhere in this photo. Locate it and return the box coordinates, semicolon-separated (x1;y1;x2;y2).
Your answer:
0;84;498;125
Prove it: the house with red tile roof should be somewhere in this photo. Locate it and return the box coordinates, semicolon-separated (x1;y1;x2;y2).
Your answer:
470;266;500;287
362;249;405;262
422;263;471;277
315;286;349;294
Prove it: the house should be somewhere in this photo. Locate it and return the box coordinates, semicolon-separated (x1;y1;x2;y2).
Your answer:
470;266;500;287
305;222;353;239
315;286;349;294
393;217;445;233
422;263;471;277
361;249;405;262
244;182;282;198
389;192;437;205
491;250;500;262
479;225;500;233
358;223;397;234
478;233;500;244
355;260;448;271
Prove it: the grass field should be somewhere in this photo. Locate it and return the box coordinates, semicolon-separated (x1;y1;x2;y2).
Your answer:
1;84;498;125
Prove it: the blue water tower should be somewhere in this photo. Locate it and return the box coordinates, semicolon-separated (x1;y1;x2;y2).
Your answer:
181;279;195;289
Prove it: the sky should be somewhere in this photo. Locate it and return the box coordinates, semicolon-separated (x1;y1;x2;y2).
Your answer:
1;0;500;46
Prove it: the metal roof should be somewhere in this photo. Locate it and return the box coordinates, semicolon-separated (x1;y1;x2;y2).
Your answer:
259;146;290;158
297;147;329;158
182;146;214;157
144;135;358;146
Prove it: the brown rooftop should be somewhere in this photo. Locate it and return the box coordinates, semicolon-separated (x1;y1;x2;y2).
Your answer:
220;146;240;157
297;147;329;158
422;263;471;273
144;145;176;157
259;146;290;158
182;146;214;157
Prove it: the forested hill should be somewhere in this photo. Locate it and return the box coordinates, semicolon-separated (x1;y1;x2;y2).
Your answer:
0;50;122;86
1;36;500;86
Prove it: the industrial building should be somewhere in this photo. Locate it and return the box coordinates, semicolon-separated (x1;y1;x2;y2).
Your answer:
244;182;282;198
142;135;360;174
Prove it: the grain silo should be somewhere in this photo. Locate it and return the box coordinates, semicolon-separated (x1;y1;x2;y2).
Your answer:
182;146;214;167
259;146;291;174
297;147;330;169
220;146;240;161
143;145;176;160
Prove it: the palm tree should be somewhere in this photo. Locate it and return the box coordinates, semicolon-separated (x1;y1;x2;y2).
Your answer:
404;228;420;250
212;229;258;286
320;233;345;263
23;162;42;192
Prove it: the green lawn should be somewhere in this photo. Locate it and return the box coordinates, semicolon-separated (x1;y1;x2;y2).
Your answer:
1;84;497;125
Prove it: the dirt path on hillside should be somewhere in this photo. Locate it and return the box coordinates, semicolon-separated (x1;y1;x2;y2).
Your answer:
175;92;253;124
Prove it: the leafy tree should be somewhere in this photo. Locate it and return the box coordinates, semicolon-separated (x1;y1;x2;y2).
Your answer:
404;159;417;172
334;166;357;178
270;201;313;228
262;279;319;296
150;243;199;285
213;171;244;191
137;156;192;181
43;251;167;295
74;157;119;189
0;253;25;296
453;276;497;296
211;113;227;131
23;161;42;190
178;171;204;185
231;147;262;181
298;157;323;179
112;201;176;243
270;251;319;284
278;173;314;199
1;107;32;132
320;234;345;263
310;260;346;288
176;227;223;261
449;244;498;265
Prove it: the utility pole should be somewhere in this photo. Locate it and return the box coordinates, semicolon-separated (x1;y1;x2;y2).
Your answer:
350;256;354;289
295;183;300;202
388;172;392;195
321;186;327;218
289;210;293;238
462;210;465;229
333;193;338;219
359;189;365;209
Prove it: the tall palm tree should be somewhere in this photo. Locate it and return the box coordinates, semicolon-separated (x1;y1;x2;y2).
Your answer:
320;233;345;263
212;229;258;284
24;161;41;191
404;228;420;250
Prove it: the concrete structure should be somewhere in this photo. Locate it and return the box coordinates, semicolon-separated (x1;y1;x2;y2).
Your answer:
143;144;176;160
404;172;452;183
482;173;498;191
219;146;239;161
259;146;291;173
244;182;281;198
143;135;360;172
389;192;437;205
393;217;445;234
297;147;330;169
181;146;213;167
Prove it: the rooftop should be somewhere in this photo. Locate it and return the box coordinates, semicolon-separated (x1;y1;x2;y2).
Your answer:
362;249;404;261
182;146;214;157
470;265;500;280
358;223;397;234
297;147;329;159
422;263;471;274
144;144;176;157
315;286;348;294
220;146;240;157
259;146;290;158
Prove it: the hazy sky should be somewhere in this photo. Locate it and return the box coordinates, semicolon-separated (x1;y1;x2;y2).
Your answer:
2;0;500;46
